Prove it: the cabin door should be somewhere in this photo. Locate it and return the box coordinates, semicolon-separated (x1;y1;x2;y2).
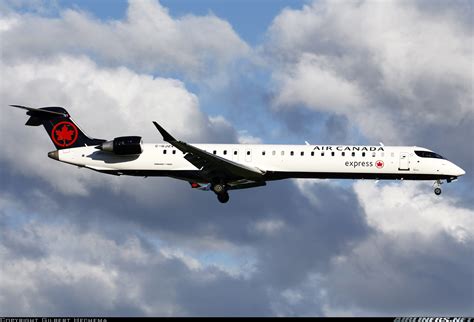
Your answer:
399;152;410;170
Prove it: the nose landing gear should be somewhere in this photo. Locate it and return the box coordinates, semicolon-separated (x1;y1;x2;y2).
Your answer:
212;183;230;203
434;180;442;195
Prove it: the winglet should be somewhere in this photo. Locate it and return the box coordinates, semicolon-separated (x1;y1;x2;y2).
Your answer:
152;121;177;142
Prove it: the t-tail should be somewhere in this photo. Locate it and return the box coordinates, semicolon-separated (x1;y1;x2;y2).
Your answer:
10;105;105;150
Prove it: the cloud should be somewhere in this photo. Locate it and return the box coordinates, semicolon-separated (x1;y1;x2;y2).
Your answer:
320;181;474;316
266;0;473;152
0;217;273;316
273;54;366;114
355;181;473;243
0;0;249;79
1;0;473;317
0;165;366;316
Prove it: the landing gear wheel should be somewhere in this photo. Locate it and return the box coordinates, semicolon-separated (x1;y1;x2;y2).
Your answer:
213;184;225;194
217;192;230;203
433;180;442;196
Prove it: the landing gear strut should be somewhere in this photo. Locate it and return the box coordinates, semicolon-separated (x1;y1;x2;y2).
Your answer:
434;180;442;195
212;183;230;203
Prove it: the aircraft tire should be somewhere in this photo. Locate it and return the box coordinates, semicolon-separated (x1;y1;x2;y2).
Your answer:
217;192;230;203
434;187;442;195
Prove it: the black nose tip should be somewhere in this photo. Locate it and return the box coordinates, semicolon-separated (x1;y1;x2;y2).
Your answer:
48;150;59;160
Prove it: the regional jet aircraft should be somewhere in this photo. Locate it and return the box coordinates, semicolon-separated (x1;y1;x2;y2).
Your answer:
11;105;465;203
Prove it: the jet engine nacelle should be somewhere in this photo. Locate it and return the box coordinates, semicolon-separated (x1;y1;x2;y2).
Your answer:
97;136;143;155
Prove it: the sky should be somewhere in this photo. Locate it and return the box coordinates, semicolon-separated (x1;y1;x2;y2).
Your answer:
0;0;473;317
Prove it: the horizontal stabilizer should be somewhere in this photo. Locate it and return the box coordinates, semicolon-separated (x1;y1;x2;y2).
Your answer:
10;105;69;126
10;105;68;117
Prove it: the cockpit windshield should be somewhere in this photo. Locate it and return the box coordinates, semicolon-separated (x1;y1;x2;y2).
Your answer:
414;150;444;159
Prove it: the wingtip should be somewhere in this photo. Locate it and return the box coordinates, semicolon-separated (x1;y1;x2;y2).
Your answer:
152;121;176;142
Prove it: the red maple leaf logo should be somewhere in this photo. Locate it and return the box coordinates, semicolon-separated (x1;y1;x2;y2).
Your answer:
51;121;78;147
376;160;384;168
56;125;74;142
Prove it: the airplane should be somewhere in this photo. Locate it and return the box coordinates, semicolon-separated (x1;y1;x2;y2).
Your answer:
10;105;465;203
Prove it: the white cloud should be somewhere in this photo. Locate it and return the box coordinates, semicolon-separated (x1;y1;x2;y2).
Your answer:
354;181;474;243
160;248;202;271
237;130;263;144
267;0;473;142
273;54;366;114
252;219;285;236
0;0;249;78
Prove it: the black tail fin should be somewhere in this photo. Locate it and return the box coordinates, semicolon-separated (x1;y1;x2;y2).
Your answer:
11;105;105;149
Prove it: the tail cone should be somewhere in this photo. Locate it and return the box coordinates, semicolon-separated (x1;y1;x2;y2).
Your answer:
48;150;59;160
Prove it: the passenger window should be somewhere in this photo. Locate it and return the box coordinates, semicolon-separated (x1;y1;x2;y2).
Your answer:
213;150;216;155
342;152;345;156
223;150;227;155
331;152;335;157
234;151;237;155
321;152;325;156
247;151;250;155
272;151;276;156
362;152;366;157
281;151;285;156
172;150;176;154
163;149;167;154
262;151;266;156
351;152;355;157
290;151;294;156
372;152;376;157
301;151;304;156
311;151;314;156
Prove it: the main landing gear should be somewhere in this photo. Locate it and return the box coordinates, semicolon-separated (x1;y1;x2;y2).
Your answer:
434;180;442;195
217;192;230;203
213;183;229;204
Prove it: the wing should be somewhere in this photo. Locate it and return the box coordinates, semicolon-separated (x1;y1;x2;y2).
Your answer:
153;122;265;183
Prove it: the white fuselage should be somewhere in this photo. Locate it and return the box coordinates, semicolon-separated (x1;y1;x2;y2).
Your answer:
54;143;465;181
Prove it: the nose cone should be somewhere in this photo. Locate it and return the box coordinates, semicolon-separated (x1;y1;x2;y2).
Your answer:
452;164;465;177
48;150;59;160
